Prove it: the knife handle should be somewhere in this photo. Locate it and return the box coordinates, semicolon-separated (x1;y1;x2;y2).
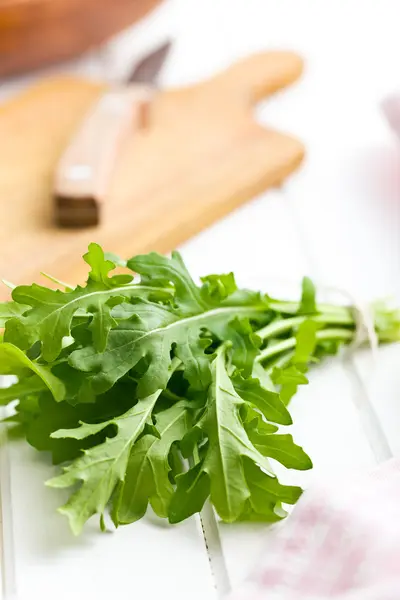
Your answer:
54;85;153;227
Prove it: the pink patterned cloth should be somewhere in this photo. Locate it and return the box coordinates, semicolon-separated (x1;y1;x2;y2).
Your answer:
229;460;400;600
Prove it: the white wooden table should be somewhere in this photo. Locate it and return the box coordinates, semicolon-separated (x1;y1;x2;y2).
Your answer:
1;1;400;598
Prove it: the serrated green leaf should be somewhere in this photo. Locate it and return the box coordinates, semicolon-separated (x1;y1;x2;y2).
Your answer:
168;445;185;482
241;406;279;436
128;251;207;314
270;318;318;406
26;394;99;464
272;365;308;386
5;281;168;362
24;379;142;462
47;391;161;535
69;302;264;396
3;243;392;533
180;426;204;459
253;433;312;470
233;375;292;425
113;401;191;524
173;330;212;390
88;297;117;352
192;347;274;522
0;377;46;405
252;362;276;392
51;419;113;441
272;363;309;405
200;272;237;304
171;348;305;524
243;459;302;505
84;243;117;288
168;462;210;524
0;301;29;327
238;502;287;522
0;343;65;401
221;287;268;309
213;317;261;377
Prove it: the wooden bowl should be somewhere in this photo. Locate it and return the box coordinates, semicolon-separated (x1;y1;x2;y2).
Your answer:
0;0;163;77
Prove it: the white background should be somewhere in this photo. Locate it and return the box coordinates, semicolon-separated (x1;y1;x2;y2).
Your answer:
1;1;400;598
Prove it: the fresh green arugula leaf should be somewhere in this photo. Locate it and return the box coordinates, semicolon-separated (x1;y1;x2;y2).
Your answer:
269;319;319;405
238;501;287;523
47;391;162;534
69;302;263;396
272;364;309;406
242;459;302;520
128;251;207;314
0;243;397;534
0;343;65;401
113;401;191;524
272;365;308;387
0;301;29;327
0;377;46;405
87;297;117;352
241;405;279;436
4;281;169;362
84;243;134;287
233;374;292;426
200;272;237;304
189;346;275;522
26;394;102;464
84;243;117;287
168;462;210;524
244;460;302;505
252;432;312;470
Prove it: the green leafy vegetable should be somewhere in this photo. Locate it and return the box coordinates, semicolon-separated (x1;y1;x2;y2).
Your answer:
0;301;29;327
298;276;317;314
0;243;399;535
0;343;65;401
113;399;192;525
47;390;163;535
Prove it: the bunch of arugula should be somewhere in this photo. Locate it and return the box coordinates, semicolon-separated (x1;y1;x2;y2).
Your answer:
0;244;399;535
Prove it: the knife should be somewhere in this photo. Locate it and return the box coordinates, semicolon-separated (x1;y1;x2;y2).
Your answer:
54;41;171;228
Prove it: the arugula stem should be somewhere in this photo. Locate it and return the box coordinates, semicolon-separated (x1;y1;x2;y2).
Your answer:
268;300;353;319
257;327;353;363
162;388;186;403
192;444;200;465
256;312;353;341
257;316;304;340
264;350;295;375
257;338;295;362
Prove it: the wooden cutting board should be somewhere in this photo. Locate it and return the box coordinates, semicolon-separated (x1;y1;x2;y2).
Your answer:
0;51;304;297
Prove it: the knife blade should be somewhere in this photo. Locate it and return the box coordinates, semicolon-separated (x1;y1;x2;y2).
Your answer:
127;40;171;85
54;41;172;228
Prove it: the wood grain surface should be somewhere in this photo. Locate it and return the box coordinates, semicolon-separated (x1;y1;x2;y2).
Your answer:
0;51;304;297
